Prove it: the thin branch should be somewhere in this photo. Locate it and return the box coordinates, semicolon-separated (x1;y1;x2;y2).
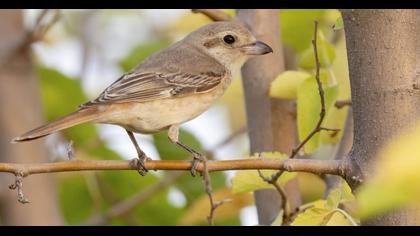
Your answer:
30;9;60;43
8;172;30;204
0;159;345;176
0;9;60;69
257;169;289;223
191;9;233;21
254;22;342;222
84;171;183;225
0;158;347;204
201;155;227;226
335;99;352;109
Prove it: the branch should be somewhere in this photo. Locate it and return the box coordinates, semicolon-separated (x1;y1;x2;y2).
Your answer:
0;159;346;177
256;21;330;175
191;9;233;21
0;9;60;69
335;99;352;109
84;171;184;225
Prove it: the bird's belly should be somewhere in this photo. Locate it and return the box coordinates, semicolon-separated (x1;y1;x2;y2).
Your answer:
104;89;222;134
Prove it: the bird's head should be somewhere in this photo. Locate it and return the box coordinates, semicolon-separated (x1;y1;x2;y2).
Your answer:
184;21;273;74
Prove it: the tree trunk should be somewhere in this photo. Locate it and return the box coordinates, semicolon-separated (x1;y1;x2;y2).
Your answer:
236;9;301;225
0;9;62;225
342;9;420;225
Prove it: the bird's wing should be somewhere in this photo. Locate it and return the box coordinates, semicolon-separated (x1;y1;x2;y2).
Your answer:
80;70;225;108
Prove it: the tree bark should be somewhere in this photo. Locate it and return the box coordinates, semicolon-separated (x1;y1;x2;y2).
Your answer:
342;9;420;225
0;9;62;225
236;9;301;225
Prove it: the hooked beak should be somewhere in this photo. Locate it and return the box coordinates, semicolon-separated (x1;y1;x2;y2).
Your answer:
240;41;273;55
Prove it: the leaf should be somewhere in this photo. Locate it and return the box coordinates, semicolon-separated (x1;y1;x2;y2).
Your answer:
179;188;253;225
297;73;339;153
291;200;353;226
298;31;336;69
356;122;420;219
326;188;341;210
231;152;297;193
280;10;328;52
271;210;284;226
269;71;311;99
333;16;344;30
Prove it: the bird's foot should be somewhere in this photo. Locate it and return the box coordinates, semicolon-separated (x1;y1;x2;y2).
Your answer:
130;153;151;176
190;151;206;177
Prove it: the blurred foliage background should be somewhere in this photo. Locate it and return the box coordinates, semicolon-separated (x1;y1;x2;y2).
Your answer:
25;9;349;226
6;9;416;226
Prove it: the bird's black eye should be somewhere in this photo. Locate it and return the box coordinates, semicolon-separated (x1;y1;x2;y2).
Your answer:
223;35;235;44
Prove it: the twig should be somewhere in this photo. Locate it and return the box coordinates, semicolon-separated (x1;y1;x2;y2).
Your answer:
191;9;232;21
84;171;183;225
257;169;289;224
8;172;30;204
30;9;61;43
0;10;60;69
335;100;352;109
254;21;341;222
200;155;232;226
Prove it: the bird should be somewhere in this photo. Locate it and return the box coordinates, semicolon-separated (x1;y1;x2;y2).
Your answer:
12;21;273;176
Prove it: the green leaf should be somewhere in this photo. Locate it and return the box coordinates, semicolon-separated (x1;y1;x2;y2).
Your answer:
333;16;344;30
119;40;171;72
297;73;339;153
356;122;420;219
269;71;311;99
231;152;297;193
298;31;336;69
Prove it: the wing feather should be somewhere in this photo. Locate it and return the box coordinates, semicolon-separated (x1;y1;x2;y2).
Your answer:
80;70;224;108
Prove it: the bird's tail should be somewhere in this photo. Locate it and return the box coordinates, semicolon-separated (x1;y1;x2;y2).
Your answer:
12;107;104;143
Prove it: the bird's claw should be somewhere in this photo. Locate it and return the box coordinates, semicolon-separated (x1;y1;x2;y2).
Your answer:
190;152;205;177
131;153;151;176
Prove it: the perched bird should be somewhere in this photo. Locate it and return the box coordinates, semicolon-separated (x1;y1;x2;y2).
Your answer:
12;21;273;176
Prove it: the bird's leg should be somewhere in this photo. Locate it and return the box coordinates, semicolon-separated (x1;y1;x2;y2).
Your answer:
168;124;205;177
126;130;150;176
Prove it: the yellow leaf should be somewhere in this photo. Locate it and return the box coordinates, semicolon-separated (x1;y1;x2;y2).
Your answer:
357;122;420;219
231;152;297;193
179;188;253;225
292;200;354;226
269;71;311;99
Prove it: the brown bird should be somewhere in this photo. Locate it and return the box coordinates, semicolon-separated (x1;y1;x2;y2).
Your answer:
12;21;273;176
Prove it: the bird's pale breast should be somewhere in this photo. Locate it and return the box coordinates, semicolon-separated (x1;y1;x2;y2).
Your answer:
101;79;230;134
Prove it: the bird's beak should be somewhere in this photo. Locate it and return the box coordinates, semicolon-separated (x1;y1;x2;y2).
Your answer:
240;41;273;55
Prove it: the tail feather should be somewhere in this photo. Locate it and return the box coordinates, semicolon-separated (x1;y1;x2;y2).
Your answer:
12;107;103;143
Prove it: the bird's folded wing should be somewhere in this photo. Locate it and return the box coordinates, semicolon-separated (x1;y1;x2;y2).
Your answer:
80;70;224;107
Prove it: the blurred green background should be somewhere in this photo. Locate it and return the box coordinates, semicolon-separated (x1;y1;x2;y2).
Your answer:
15;9;353;225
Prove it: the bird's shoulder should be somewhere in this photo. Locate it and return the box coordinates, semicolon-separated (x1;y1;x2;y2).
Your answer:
80;42;228;108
